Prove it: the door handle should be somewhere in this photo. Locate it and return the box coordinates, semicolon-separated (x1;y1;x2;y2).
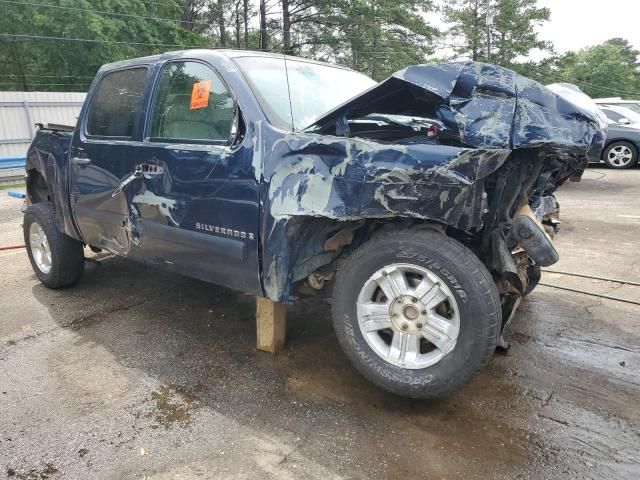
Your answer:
112;166;143;198
72;157;92;166
140;164;164;176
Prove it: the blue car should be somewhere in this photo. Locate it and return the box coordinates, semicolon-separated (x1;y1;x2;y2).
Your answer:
23;50;605;398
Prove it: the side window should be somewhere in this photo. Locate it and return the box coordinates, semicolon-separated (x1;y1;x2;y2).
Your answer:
149;61;235;142
602;108;624;123
87;67;148;137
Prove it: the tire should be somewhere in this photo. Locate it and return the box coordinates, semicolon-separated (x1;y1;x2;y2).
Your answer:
24;203;84;288
602;141;638;169
332;229;501;399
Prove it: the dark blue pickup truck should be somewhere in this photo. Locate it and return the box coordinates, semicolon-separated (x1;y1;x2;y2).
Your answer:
23;50;606;398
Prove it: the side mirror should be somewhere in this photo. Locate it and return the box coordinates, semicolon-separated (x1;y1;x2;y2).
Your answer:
619;118;631;125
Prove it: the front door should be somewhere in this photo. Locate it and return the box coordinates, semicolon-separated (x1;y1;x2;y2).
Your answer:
69;66;149;261
128;60;262;294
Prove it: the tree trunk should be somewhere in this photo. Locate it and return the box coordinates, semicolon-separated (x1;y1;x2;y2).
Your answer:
180;1;195;31
13;43;28;91
371;32;379;80
259;0;268;51
471;0;480;61
243;0;249;47
282;0;291;54
218;0;226;47
235;1;241;48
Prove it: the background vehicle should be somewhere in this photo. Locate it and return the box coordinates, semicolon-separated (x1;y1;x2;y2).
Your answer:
594;97;640;115
22;51;605;398
598;104;640;168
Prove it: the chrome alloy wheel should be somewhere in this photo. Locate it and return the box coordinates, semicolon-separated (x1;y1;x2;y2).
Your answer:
356;263;460;369
29;221;52;274
608;145;634;167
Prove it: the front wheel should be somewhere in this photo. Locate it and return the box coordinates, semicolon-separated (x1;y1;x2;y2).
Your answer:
24;203;85;288
603;141;638;169
332;229;501;398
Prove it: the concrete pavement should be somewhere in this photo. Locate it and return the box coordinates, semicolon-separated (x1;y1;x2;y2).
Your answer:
0;168;638;479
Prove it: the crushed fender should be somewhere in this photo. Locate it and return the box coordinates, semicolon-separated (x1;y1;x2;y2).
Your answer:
255;61;607;303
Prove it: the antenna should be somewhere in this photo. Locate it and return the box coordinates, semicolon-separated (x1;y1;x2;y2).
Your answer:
283;52;296;131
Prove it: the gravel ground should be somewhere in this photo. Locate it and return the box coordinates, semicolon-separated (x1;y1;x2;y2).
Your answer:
0;168;639;479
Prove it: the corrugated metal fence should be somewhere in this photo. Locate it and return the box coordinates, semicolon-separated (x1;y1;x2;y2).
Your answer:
0;91;86;169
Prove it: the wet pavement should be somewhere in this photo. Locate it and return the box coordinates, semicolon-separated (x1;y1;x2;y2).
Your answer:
1;168;639;479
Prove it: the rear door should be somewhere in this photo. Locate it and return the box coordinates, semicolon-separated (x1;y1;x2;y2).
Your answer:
69;66;149;259
129;60;262;293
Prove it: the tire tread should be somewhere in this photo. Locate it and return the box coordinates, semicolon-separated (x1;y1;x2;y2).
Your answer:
24;203;84;288
332;229;501;398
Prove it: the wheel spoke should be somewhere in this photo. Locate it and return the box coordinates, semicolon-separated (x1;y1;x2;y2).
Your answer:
375;267;409;300
420;283;449;309
388;331;420;365
412;275;435;299
421;313;455;352
357;262;461;369
359;302;392;332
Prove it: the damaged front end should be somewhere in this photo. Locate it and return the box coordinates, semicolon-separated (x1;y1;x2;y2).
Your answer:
258;61;606;337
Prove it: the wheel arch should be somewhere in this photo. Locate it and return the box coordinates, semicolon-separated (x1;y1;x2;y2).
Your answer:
24;145;83;242
26;168;51;204
266;215;452;302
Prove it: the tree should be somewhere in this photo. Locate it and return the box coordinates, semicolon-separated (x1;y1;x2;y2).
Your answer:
0;0;205;91
292;0;439;80
442;0;550;65
554;41;640;99
180;0;209;31
441;0;488;61
491;0;550;68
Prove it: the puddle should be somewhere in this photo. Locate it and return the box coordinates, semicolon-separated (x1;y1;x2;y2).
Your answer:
147;384;197;427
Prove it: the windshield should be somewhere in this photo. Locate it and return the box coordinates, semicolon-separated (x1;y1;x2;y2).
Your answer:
233;56;377;131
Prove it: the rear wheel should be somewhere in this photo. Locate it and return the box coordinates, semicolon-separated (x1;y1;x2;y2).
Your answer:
24;203;84;288
332;230;501;398
603;141;638;169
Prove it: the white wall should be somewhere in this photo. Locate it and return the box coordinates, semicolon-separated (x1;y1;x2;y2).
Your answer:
0;92;86;158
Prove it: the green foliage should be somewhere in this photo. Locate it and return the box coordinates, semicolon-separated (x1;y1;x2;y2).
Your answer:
293;0;439;80
552;40;640;99
491;0;550;68
0;0;205;91
442;0;550;63
442;0;488;61
0;0;638;100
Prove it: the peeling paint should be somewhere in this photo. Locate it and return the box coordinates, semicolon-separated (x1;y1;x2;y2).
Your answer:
132;191;178;226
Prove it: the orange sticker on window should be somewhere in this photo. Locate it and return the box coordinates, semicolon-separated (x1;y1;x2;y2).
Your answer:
190;80;211;110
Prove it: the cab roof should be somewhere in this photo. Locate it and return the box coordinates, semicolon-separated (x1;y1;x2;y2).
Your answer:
99;48;352;72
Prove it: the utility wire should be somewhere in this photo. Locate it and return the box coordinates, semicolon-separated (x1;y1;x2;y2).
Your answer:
0;0;275;31
0;33;199;48
0;0;211;28
0;83;90;87
0;33;442;55
0;74;95;78
555;74;640;97
1;0;441;34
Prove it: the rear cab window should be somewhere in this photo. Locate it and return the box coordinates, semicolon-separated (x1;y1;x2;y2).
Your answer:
148;61;235;143
86;67;148;138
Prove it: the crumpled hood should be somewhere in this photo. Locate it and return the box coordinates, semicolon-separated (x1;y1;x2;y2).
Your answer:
310;61;607;160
